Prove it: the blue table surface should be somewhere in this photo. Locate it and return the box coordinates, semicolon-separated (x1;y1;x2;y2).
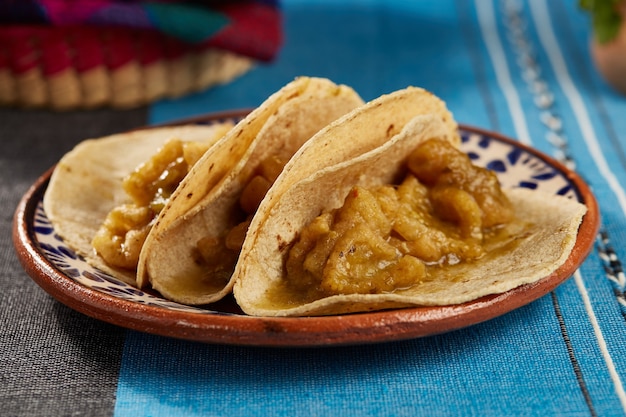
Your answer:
116;1;626;416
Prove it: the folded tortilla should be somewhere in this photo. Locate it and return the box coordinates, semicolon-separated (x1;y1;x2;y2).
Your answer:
42;124;232;285
233;108;587;316
137;77;365;304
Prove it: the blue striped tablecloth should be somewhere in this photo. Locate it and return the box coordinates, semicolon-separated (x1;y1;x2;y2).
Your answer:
124;1;626;415
4;0;626;416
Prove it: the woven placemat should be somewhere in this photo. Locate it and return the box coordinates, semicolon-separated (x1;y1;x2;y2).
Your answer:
0;26;254;110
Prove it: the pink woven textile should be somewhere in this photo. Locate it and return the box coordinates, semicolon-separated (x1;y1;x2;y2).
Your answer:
0;1;283;108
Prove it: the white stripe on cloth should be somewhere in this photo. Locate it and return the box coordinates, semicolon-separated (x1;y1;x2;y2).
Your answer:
529;0;626;216
474;0;532;145
574;270;626;412
529;0;626;411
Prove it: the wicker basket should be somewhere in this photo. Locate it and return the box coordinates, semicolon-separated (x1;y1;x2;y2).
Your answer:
0;26;254;110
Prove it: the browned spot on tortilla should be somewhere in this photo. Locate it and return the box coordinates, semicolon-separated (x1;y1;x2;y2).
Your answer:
277;235;289;252
386;124;395;138
187;192;193;199
208;163;214;172
191;248;204;266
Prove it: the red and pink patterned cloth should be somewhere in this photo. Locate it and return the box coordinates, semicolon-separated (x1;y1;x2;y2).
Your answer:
0;0;283;62
0;1;282;108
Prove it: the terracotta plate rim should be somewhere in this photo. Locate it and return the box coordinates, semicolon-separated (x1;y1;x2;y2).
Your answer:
12;111;600;347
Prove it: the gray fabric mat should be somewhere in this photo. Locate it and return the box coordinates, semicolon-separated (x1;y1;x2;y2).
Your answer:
1;107;147;417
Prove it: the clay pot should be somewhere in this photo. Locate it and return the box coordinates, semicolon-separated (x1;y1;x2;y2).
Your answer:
591;2;626;94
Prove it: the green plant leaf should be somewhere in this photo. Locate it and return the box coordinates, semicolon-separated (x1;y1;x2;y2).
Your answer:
594;10;621;43
579;0;623;43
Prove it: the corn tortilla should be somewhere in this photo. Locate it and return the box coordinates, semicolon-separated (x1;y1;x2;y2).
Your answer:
42;124;231;285
233;112;586;316
137;77;365;304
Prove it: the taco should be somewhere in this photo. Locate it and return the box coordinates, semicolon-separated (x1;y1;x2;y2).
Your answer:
232;93;587;316
43;124;233;285
136;77;365;304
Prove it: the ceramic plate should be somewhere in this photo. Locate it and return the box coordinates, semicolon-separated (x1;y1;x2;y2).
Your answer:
13;111;599;347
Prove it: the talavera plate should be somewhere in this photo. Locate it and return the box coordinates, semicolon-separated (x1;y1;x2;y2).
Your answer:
13;111;600;347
